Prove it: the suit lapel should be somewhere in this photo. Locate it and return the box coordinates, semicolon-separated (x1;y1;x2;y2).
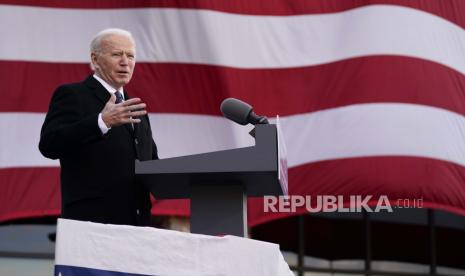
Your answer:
84;75;111;105
125;92;144;139
123;91;136;136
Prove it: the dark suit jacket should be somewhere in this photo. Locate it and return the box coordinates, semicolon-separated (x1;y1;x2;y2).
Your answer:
39;75;158;226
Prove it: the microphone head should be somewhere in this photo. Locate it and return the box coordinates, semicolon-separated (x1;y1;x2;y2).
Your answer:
220;98;253;125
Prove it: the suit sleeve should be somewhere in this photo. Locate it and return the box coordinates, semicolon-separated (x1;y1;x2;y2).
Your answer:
39;85;103;160
145;113;159;160
151;139;158;160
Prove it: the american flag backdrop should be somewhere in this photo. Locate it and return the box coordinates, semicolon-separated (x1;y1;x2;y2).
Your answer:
1;0;465;226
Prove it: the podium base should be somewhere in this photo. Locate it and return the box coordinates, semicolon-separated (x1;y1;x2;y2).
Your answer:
190;183;247;237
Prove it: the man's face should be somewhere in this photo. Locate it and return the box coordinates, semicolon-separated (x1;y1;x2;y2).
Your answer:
92;34;136;90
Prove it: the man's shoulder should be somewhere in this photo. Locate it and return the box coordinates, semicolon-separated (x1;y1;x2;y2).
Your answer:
50;76;96;103
57;76;94;91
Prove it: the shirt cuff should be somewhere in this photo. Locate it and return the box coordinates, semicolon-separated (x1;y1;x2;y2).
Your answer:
98;113;110;134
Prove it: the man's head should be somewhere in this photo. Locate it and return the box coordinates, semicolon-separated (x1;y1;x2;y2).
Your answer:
90;28;136;90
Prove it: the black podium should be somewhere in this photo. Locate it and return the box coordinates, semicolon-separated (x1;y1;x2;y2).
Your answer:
135;123;288;237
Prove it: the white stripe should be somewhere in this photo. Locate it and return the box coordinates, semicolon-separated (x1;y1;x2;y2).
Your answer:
2;103;465;169
0;113;59;168
0;5;464;74
0;113;255;169
281;104;465;167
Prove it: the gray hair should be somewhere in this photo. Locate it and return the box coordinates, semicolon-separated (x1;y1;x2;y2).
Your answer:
90;28;135;54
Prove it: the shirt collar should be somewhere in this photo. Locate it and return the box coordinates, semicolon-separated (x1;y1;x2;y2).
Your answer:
93;74;124;96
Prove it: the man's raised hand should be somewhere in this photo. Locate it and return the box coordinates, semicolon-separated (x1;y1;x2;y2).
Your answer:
101;94;147;128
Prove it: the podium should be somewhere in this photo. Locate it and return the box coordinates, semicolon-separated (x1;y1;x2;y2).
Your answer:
135;123;288;237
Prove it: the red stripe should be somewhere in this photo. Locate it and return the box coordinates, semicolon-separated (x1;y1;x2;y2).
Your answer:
248;200;465;227
0;167;61;222
1;1;464;28
248;156;465;226
2;61;92;113
3;56;465;116
2;156;465;223
0;167;192;222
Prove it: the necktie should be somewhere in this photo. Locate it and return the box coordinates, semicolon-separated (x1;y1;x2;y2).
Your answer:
115;91;124;104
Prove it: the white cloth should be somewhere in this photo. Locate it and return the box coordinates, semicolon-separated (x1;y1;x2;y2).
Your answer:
54;219;294;276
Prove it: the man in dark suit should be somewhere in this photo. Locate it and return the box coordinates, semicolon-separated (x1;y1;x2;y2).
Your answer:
39;28;157;226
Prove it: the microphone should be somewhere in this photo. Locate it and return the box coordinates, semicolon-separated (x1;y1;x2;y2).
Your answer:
220;98;269;125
